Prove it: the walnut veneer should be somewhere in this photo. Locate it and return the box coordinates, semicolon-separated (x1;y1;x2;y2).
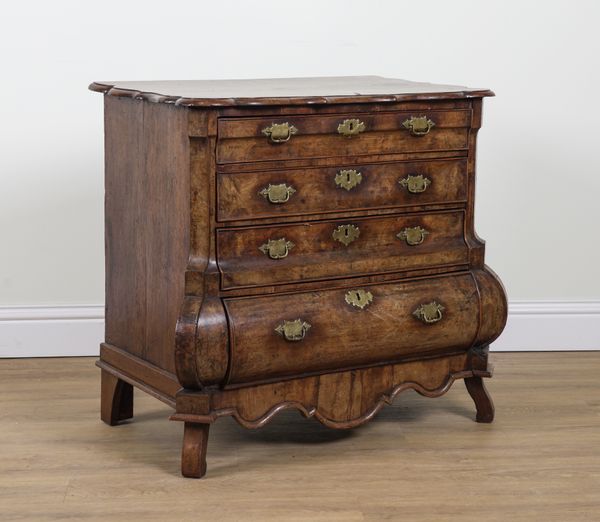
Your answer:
90;76;507;478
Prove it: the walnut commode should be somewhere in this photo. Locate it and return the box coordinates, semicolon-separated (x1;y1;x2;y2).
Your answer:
90;76;507;478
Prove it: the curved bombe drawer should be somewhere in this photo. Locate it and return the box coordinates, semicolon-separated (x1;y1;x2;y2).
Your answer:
217;158;468;222
217;210;468;289
222;270;507;386
217;109;470;164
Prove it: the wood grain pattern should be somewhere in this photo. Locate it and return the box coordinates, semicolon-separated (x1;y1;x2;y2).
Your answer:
472;266;509;346
89;75;494;107
217;149;467;175
216;157;468;222
103;97;146;362
100;369;133;425
173;352;476;429
217;210;468;289
104;97;190;374
464;375;495;423
464;98;486;268
216;265;470;298
181;422;210;478
211;99;474;120
217;109;470;164
222;273;488;385
218;109;470;138
98;343;180;406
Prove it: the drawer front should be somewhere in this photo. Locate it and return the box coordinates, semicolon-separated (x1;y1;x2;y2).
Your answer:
224;273;479;384
217;211;468;289
217;110;471;164
217;158;468;222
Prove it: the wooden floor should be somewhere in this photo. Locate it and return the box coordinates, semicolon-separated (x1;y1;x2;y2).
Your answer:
1;353;599;521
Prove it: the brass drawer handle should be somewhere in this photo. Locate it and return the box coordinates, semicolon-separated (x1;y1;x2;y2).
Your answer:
402;116;435;136
413;301;445;324
262;122;298;143
259;183;296;204
399;174;431;194
259;238;295;259
345;289;373;310
337;118;366;137
335;169;363;191
275;319;311;341
397;226;429;246
332;224;360;246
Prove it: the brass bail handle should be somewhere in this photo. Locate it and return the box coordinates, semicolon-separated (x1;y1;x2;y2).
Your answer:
262;122;298;143
399;174;431;194
397;226;429;246
259;238;295;260
413;301;445;324
402;116;435;136
259;183;296;204
275;319;311;341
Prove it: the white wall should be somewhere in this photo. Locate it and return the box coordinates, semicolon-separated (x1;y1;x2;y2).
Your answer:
1;0;599;354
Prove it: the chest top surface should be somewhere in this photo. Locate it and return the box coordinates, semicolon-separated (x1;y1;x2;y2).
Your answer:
89;75;493;107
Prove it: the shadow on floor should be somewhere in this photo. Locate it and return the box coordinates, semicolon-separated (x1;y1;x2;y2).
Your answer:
94;387;476;478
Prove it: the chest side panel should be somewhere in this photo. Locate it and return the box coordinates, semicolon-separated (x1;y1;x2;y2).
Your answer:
104;97;190;374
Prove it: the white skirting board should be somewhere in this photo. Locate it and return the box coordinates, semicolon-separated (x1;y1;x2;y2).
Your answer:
0;306;105;358
0;301;599;358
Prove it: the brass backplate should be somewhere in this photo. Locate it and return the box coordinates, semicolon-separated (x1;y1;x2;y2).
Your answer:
413;301;445;324
332;224;360;246
399;174;431;193
262;122;298;143
337;118;366;137
335;169;363;191
345;289;374;310
259;183;296;204
402;116;435;136
397;226;429;246
275;319;311;341
259;238;295;259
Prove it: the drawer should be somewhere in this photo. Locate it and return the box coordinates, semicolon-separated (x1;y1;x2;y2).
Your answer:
217;210;468;289
217;158;468;222
217;110;471;164
223;273;480;384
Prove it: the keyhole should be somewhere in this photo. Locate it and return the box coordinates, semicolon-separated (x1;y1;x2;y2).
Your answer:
356;291;362;303
345;172;351;183
345;228;350;238
348;122;354;131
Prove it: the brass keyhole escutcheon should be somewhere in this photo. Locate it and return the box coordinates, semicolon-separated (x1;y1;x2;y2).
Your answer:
345;289;374;310
337;118;366;137
262;122;298;143
335;169;363;191
399;174;431;194
402;116;435;136
397;226;429;246
259;183;296;204
259;238;295;260
413;301;445;324
275;319;311;341
332;224;360;246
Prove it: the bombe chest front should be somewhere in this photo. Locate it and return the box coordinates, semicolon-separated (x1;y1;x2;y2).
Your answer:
93;76;506;478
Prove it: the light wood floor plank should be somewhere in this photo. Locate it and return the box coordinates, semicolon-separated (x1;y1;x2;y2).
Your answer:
1;353;599;521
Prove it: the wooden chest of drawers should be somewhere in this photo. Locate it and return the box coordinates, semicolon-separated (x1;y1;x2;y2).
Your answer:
90;76;507;478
